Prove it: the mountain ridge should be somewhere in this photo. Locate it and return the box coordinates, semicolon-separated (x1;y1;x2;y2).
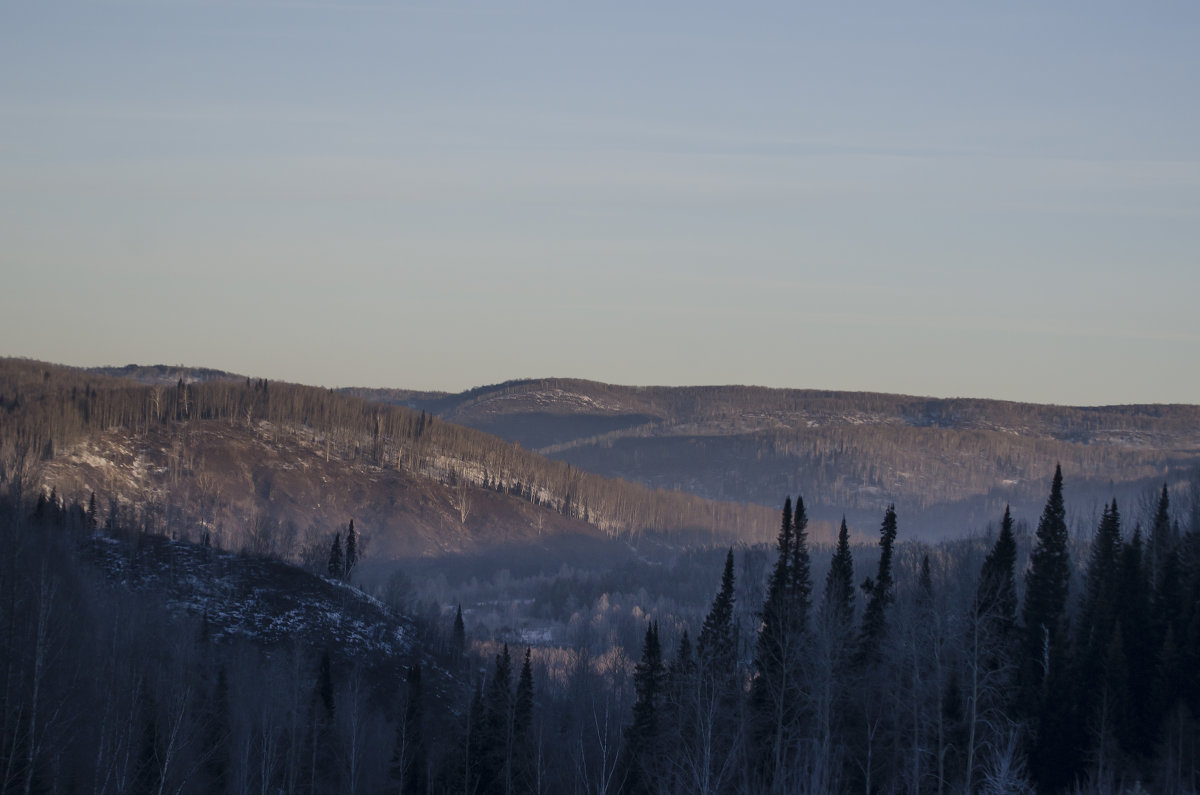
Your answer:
347;377;1200;539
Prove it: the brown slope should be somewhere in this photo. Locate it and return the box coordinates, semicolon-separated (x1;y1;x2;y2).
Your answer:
352;378;1200;538
39;420;603;559
1;359;782;557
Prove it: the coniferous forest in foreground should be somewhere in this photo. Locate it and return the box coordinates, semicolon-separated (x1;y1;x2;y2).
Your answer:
3;466;1200;794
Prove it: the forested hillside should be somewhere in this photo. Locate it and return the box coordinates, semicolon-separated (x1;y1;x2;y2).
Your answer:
352;378;1200;538
0;359;780;560
6;461;1200;792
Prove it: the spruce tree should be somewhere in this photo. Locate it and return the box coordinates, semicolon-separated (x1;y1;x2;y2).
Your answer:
1115;527;1155;760
327;532;343;579
465;678;486;795
344;519;358;579
976;506;1018;632
698;548;738;674
512;649;535;793
787;497;813;634
1149;483;1174;588
625;621;665;795
1020;465;1077;790
664;628;697;785
751;497;811;785
1068;500;1125;781
1076;500;1122;667
481;644;513;794
451;604;466;662
688;549;741;792
823;516;856;622
1020;465;1070;698
857;505;898;666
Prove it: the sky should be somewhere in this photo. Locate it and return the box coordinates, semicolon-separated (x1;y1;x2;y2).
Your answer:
2;2;1198;405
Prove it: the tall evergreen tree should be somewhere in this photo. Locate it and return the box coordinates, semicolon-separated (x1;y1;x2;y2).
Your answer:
698;549;738;679
1149;483;1175;588
976;506;1018;632
344;519;358;579
481;644;513;794
751;497;811;787
1020;465;1070;698
327;532;343;579
625;621;665;795
787;497;813;633
512;648;536;794
1020;465;1077;790
685;549;741;793
857;504;898;666
664;628;697;789
1069;500;1125;782
823;516;856;622
1076;500;1122;665
451;603;466;661
1115;527;1156;761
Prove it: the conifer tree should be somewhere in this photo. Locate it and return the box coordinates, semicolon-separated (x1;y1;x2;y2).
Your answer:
698;549;738;676
327;532;343;579
751;497;811;785
625;621;665;795
787;497;813;634
664;629;697;779
482;644;513;794
1020;465;1076;790
86;491;98;531
1020;465;1070;698
1076;500;1122;666
1067;500;1125;779
857;505;898;666
344;519;358;579
965;506;1021;787
464;678;486;794
824;516;856;622
1115;527;1155;760
1149;483;1174;588
512;649;536;793
976;506;1018;631
451;604;466;662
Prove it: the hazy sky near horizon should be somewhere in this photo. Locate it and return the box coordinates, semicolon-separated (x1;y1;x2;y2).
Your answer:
2;2;1198;405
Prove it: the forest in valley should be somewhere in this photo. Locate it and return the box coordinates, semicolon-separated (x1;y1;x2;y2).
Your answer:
3;358;1200;793
3;465;1200;794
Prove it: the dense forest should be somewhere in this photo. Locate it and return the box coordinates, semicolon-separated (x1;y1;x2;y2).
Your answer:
3;462;1199;793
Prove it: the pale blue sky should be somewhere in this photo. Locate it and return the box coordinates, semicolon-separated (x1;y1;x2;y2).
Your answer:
2;2;1198;404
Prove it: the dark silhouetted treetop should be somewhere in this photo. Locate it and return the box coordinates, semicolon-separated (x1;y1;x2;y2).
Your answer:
824;516;855;622
857;504;898;664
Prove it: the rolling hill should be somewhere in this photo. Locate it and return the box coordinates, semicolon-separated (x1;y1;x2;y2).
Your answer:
0;359;781;569
348;378;1200;538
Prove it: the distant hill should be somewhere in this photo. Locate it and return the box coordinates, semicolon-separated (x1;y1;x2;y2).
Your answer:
347;378;1200;539
0;359;780;563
